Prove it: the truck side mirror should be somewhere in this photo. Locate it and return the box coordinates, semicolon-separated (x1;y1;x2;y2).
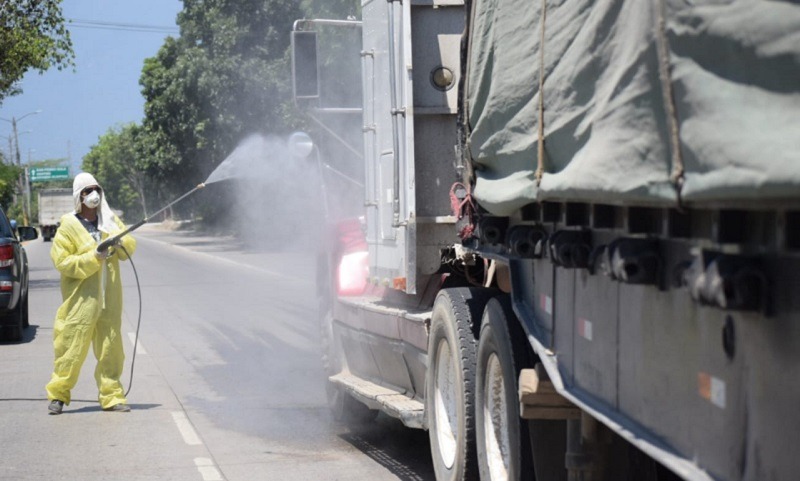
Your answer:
292;30;320;104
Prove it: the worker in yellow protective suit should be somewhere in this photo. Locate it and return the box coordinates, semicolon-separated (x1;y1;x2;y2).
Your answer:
46;173;137;415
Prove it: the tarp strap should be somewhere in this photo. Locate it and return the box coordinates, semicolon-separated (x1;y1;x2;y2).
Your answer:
535;0;547;186
450;182;476;239
655;0;685;204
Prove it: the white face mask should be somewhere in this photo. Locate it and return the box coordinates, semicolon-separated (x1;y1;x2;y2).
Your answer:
83;191;101;209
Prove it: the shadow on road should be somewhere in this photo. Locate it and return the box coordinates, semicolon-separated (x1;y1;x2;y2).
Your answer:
62;403;162;414
0;324;39;344
339;416;435;481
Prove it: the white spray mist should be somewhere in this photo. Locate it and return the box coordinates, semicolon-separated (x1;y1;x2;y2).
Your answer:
205;133;326;252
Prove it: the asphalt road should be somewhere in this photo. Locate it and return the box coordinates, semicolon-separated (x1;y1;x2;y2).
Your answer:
0;224;434;481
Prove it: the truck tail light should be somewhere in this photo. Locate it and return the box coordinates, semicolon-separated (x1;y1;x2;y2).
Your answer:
0;245;14;268
334;218;368;297
337;251;369;296
0;281;11;291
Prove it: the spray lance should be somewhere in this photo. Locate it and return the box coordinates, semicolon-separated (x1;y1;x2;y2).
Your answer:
97;183;207;253
100;131;316;254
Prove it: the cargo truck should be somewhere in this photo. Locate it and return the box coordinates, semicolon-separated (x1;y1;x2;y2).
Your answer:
292;2;800;480
38;188;72;241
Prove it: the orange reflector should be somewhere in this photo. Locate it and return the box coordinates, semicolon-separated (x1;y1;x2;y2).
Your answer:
393;277;407;291
698;371;726;409
697;372;711;400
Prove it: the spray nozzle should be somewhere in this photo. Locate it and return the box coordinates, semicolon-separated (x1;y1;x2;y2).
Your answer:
97;234;122;253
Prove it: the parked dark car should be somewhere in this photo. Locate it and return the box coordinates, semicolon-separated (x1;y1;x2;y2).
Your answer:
0;209;38;342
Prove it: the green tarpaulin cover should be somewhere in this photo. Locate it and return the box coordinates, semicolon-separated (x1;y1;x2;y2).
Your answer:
466;0;800;216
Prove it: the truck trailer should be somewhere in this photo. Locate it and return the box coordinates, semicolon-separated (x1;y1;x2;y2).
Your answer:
292;2;800;480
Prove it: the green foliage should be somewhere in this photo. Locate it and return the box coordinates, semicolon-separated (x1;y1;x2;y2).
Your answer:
0;0;74;102
0;163;22;219
139;0;306;199
83;124;153;221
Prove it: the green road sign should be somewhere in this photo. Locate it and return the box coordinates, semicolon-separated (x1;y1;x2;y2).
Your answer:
30;167;70;182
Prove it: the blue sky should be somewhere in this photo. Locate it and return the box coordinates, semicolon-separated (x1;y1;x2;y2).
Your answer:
0;0;183;174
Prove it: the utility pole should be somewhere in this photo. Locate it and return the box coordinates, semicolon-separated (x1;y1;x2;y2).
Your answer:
0;110;41;225
25;149;34;225
11;118;28;225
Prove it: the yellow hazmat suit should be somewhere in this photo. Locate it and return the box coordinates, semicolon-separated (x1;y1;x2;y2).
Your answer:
45;179;136;410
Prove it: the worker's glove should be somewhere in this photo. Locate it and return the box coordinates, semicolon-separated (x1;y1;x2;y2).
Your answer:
97;236;120;254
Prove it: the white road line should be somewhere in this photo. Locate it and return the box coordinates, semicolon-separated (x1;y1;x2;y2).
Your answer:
194;458;223;481
127;332;147;354
171;411;202;446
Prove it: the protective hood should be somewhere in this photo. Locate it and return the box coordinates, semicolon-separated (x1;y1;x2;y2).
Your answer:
72;173;119;234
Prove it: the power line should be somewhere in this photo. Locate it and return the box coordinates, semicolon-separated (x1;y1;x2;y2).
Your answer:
68;24;178;34
67;18;180;34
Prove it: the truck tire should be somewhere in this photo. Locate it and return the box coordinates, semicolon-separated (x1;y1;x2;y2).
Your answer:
427;287;495;481
476;296;534;481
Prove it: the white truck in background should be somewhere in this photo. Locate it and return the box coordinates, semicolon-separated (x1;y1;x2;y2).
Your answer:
38;188;72;241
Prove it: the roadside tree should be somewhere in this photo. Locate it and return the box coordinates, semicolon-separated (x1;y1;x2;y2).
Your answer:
0;0;74;102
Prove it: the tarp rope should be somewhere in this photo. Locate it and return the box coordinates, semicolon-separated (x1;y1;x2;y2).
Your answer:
535;0;547;186
655;0;685;205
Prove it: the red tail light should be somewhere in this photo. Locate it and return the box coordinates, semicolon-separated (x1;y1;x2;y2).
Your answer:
334;218;368;296
337;251;369;296
0;281;11;292
0;245;13;268
336;218;367;252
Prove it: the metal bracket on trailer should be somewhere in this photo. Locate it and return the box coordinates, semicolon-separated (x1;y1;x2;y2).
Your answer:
519;363;580;420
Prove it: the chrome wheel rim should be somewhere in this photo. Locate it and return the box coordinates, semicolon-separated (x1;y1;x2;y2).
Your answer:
483;353;510;480
434;339;458;469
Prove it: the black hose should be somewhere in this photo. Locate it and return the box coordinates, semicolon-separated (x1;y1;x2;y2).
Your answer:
117;243;142;398
103;183;206;396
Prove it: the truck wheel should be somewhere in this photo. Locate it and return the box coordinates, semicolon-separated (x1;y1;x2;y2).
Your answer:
476;296;534;481
427;287;495;481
